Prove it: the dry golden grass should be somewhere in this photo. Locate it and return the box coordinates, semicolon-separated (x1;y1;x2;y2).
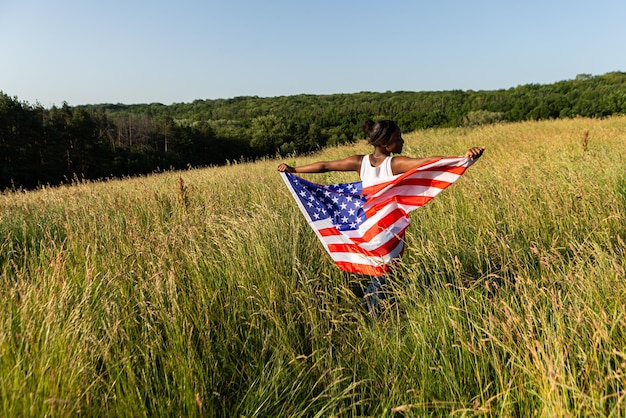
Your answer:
1;116;626;416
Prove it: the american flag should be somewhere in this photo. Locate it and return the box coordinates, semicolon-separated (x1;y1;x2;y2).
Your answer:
280;157;475;276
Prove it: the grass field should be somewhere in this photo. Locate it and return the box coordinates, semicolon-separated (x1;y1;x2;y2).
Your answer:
1;116;626;416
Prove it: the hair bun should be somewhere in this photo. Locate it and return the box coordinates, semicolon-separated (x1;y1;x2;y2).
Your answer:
362;118;375;135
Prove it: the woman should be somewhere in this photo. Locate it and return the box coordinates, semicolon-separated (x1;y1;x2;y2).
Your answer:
278;118;484;314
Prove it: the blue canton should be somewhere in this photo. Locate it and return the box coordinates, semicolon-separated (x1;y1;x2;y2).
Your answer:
287;175;367;231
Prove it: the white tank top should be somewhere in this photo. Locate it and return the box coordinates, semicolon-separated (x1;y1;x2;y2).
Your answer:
359;155;394;181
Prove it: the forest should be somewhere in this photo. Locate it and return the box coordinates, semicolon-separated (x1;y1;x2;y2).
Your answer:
2;71;625;190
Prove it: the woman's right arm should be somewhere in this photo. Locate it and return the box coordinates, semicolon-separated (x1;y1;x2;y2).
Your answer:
391;147;485;175
277;155;363;173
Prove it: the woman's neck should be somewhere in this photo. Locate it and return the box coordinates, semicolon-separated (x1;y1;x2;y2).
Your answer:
371;146;390;159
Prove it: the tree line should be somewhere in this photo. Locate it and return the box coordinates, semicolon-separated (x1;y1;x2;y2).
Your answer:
2;71;626;190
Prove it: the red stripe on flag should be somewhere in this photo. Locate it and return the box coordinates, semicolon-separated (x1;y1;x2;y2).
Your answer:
318;226;342;237
364;195;434;217
327;233;403;257
421;165;467;175
355;208;406;242
395;178;455;189
335;261;389;276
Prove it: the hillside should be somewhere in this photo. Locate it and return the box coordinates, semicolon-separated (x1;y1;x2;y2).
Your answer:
2;71;626;190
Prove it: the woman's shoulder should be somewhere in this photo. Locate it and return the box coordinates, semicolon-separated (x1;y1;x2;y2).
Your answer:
345;154;366;164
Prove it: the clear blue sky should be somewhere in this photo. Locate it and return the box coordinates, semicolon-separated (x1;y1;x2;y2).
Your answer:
2;0;625;107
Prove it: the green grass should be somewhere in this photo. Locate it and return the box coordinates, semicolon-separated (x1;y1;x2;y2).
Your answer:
1;116;626;416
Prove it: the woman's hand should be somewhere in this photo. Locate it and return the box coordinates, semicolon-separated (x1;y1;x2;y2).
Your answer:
465;147;485;160
277;163;295;172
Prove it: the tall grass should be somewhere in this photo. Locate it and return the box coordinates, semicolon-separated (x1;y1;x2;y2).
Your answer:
1;116;626;416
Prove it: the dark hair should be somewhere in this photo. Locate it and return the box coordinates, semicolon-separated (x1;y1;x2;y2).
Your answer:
362;118;400;146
